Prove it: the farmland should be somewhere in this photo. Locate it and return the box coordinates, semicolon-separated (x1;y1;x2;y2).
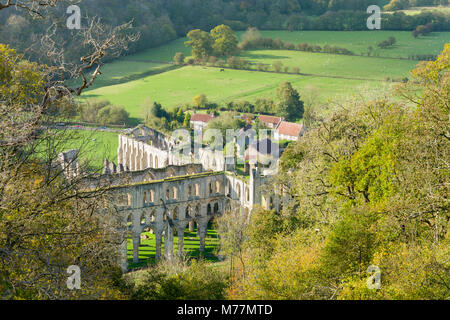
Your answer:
80;30;448;123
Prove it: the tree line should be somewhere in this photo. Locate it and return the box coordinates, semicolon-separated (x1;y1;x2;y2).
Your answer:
1;0;448;67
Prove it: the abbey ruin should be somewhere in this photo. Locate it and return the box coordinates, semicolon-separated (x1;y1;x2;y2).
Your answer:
62;125;284;271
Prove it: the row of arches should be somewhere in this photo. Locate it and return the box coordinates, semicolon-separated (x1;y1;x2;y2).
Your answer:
127;201;222;230
122;141;161;171
225;180;251;203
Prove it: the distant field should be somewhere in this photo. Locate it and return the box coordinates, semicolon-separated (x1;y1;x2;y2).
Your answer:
250;31;449;59
78;30;447;122
85;61;175;90
113;31;449;63
83;65;389;119
240;50;418;79
385;6;450;16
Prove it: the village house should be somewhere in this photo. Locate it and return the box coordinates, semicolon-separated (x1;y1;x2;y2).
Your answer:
190;113;214;133
274;121;306;141
258;115;284;129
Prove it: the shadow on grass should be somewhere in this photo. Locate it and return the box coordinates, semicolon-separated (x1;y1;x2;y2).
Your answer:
86;64;180;91
127;228;219;270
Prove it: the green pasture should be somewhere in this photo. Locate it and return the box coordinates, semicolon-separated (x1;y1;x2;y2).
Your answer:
108;31;448;64
240;49;418;79
83;66;299;116
47;129;119;170
76;30;447;123
83;65;389;120
86;61;175;90
248;31;449;59
385;6;450;16
127;228;220;269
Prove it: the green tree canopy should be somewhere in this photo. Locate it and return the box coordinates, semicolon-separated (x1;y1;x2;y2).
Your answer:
276;81;304;121
185;29;213;61
210;24;238;57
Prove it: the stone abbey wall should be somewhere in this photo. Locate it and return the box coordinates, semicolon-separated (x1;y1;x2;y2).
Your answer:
62;125;281;271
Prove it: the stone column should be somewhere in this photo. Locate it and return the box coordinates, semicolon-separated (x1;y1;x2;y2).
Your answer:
198;219;208;254
132;233;140;263
164;223;174;260
189;220;195;232
155;230;163;261
119;230;128;272
177;225;185;255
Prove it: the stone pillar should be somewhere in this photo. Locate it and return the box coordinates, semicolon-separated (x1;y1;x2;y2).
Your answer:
189;220;195;232
119;230;128;272
164;223;174;260
198;220;208;254
177;226;185;255
155;231;163;261
132;233;140;263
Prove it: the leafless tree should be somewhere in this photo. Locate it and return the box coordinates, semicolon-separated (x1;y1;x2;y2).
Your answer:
0;1;138;299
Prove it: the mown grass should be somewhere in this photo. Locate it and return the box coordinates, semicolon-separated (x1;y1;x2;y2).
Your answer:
240;49;419;79
108;31;449;63
83;65;390;120
127;228;219;269
249;31;449;59
78;31;448;121
49;129;119;170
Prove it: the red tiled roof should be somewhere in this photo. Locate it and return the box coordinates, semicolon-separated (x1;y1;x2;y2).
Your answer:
258;115;283;125
190;113;214;123
277;121;304;137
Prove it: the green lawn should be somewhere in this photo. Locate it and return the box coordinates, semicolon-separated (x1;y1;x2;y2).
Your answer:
240;49;418;80
249;31;449;59
50;129;119;170
74;30;447;125
127;228;219;269
113;31;449;63
83;65;390;120
85;61;176;90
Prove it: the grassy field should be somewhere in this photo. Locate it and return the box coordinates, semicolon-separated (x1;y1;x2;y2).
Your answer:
79;31;448;122
247;31;449;59
85;61;175;90
385;6;450;16
83;65;389;119
240;49;419;79
49;129;119;170
127;228;219;269
110;31;449;63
